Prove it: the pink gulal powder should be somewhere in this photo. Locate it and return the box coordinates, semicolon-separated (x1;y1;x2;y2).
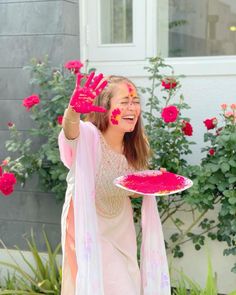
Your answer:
121;171;187;194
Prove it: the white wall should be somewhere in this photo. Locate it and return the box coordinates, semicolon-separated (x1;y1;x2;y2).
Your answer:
133;74;236;165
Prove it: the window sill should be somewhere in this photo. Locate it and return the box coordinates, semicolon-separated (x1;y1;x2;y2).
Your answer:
88;56;236;78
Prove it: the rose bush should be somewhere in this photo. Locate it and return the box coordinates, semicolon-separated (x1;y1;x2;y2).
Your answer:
138;57;236;272
4;57;80;199
183;103;236;272
3;56;236;272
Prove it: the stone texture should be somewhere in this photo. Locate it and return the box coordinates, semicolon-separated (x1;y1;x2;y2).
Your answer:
0;220;61;251
0;191;62;223
0;35;80;68
1;0;76;4
0;100;37;130
0;69;32;100
0;1;78;36
0;0;79;250
0;191;62;250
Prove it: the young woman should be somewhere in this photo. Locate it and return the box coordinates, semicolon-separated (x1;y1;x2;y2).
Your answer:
59;74;170;295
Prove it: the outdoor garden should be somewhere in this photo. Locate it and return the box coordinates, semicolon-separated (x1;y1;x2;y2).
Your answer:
0;56;235;294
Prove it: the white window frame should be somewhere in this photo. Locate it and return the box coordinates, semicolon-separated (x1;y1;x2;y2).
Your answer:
79;0;236;77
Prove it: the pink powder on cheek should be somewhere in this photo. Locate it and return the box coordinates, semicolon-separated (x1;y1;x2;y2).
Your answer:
110;108;121;125
121;172;187;194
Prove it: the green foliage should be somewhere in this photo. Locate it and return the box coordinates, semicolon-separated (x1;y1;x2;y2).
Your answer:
172;253;236;295
0;230;61;294
4;57;76;200
172;254;217;295
185;108;236;272
138;56;236;272
142;57;194;172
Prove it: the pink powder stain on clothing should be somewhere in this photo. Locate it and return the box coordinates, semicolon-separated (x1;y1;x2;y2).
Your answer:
121;171;187;194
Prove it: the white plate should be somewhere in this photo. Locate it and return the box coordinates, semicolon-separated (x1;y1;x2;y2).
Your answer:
114;170;193;196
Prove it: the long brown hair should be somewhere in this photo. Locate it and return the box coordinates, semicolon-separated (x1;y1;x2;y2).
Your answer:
87;75;150;170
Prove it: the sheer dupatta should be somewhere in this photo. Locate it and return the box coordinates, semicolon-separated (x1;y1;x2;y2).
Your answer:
141;197;170;294
58;121;170;295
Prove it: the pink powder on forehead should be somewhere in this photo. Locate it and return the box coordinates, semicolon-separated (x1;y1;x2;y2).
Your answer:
120;171;187;194
126;83;136;97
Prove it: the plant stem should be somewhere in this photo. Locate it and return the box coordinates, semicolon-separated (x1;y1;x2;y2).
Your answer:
168;209;208;252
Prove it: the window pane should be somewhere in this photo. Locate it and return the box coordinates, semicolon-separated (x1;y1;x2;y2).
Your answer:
168;0;236;57
100;0;133;44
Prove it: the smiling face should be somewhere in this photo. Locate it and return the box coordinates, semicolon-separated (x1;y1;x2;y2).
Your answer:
108;82;141;132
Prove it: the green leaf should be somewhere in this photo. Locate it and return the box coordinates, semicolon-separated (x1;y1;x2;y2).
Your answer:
206;163;219;172
229;177;236;184
229;159;236;167
221;162;230;173
51;94;64;102
229;197;236;205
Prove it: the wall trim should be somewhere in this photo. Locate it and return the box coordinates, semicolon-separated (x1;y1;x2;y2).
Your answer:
88;56;236;78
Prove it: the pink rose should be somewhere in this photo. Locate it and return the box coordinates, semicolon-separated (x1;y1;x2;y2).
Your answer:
209;148;215;156
57;115;63;125
64;60;83;74
23;94;40;111
1;159;9;166
221;104;227;110
230;103;236;110
161;105;179;123
7;122;14;128
225;111;234;118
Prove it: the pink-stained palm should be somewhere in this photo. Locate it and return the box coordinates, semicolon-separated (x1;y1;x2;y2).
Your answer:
69;72;108;113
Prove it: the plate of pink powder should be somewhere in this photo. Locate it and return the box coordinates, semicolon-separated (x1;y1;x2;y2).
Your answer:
114;170;193;196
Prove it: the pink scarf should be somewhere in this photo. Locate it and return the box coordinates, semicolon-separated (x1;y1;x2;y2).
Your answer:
59;121;170;295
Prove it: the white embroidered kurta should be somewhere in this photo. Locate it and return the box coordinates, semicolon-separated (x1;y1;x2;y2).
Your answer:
58;121;171;295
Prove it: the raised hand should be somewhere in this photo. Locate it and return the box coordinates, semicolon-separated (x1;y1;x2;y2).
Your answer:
69;72;108;113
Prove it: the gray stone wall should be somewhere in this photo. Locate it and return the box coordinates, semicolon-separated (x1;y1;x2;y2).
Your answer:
0;0;80;251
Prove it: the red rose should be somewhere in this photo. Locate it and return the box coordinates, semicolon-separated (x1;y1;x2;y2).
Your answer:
0;172;17;196
64;60;83;74
182;121;193;136
161;77;177;89
203;117;217;130
161;105;179;123
0;166;2;177
209;148;215;156
7;122;14;128
57;115;63;125
23;94;40;111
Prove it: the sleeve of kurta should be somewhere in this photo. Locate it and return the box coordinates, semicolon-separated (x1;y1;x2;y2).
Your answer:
58;128;78;169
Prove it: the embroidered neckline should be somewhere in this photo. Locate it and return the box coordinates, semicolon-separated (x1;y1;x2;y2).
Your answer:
98;129;125;156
